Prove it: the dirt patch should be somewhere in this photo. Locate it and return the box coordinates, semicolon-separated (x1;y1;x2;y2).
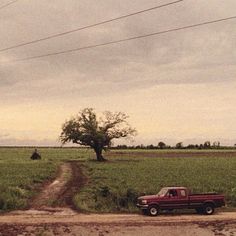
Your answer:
199;221;236;236
0;213;236;236
2;211;236;225
30;163;72;209
29;161;86;210
0;223;220;236
108;151;236;158
57;161;87;208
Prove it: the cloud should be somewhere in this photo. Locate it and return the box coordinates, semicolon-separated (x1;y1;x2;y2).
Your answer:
0;133;9;138
0;0;236;145
0;137;59;146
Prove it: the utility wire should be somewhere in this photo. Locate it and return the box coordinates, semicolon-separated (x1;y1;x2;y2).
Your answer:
7;15;236;63
0;0;18;10
0;0;183;52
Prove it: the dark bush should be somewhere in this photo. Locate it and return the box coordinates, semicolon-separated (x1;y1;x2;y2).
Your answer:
0;197;4;209
99;186;110;197
118;197;128;208
126;188;138;203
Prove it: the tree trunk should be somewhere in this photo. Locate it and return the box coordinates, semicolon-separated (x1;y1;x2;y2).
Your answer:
94;147;106;162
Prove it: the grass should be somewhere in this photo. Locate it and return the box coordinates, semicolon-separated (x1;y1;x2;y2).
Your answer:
0;147;90;211
74;153;236;212
0;147;236;212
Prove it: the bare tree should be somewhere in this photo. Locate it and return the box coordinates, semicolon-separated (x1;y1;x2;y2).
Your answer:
60;108;136;161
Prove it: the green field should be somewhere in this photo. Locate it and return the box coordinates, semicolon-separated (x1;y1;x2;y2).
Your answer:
0;148;90;211
0;148;236;212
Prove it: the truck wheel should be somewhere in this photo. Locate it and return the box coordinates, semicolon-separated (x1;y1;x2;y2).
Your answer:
148;205;159;216
204;204;215;215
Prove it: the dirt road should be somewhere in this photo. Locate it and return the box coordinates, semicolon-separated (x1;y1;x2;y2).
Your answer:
0;210;236;235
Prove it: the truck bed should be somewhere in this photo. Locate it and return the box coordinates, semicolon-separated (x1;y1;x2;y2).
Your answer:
190;193;218;196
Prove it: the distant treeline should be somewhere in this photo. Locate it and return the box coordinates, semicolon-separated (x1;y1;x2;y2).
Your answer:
0;146;85;149
112;141;236;150
0;142;236;150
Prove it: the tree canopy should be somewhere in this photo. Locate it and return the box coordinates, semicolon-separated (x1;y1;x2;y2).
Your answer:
60;108;136;161
157;141;166;149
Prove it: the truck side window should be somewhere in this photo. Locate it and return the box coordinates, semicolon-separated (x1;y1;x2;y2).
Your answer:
180;190;186;197
169;189;178;197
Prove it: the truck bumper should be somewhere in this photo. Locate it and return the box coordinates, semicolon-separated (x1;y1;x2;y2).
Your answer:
136;204;148;209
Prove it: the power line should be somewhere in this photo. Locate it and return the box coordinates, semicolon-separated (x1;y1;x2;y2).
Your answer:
0;0;184;52
0;0;18;10
6;15;236;63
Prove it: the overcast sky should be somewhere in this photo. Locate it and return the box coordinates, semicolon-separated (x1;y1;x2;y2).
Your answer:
0;0;236;146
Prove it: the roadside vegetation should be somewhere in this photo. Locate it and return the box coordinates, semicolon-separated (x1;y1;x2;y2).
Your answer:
74;153;236;212
0;147;236;212
0;148;89;211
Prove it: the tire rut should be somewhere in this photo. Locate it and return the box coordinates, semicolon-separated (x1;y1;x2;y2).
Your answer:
30;163;72;209
29;161;86;211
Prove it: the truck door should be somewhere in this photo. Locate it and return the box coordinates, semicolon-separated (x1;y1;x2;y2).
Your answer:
160;189;179;209
160;189;188;209
177;189;189;208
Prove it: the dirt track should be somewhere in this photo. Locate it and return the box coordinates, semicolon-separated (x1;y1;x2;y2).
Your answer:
0;210;236;235
30;163;72;209
1;209;236;225
29;161;86;210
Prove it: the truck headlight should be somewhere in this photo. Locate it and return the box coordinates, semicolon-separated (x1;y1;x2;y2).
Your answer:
141;200;147;204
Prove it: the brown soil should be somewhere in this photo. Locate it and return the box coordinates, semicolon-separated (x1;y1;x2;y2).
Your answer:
29;163;71;209
108;151;236;158
0;224;232;236
0;212;236;236
56;161;87;208
30;161;86;210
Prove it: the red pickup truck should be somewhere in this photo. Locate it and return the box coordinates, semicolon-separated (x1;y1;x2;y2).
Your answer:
137;187;225;216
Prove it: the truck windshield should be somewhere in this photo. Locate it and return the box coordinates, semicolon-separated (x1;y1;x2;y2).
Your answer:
157;188;168;197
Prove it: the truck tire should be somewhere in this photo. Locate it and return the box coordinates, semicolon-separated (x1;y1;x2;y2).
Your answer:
203;204;215;215
148;205;159;216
